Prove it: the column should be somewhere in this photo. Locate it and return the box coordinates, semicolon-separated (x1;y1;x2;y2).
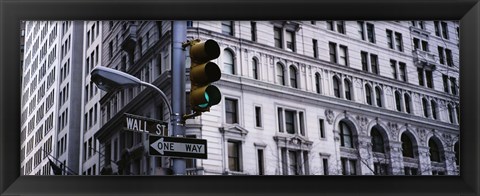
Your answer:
444;150;458;175
357;135;374;175
388;141;404;175
417;146;432;175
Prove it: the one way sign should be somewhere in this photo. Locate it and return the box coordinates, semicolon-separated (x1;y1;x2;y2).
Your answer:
149;136;208;159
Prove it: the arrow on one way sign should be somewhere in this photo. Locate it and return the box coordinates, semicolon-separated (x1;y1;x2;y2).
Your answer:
149;136;208;159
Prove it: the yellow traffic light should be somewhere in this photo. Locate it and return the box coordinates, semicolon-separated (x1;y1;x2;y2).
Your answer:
189;39;221;112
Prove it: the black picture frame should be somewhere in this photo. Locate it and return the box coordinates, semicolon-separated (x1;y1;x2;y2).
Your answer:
1;0;479;195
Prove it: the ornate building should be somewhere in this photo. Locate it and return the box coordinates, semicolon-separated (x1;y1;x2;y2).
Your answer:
94;21;460;176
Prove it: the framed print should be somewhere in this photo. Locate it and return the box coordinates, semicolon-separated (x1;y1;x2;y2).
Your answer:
1;0;479;195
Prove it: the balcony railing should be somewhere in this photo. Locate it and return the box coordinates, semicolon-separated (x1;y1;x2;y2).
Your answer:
412;50;437;70
120;22;138;53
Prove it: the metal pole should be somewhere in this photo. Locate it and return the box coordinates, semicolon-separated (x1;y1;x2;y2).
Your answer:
171;21;187;175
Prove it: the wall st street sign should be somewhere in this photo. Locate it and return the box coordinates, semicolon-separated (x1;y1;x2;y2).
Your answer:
149;136;208;159
123;113;168;135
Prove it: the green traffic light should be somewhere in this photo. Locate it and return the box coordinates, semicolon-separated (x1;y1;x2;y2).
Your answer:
198;92;210;108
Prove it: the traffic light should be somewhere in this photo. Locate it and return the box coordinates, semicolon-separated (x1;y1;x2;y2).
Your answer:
189;39;222;113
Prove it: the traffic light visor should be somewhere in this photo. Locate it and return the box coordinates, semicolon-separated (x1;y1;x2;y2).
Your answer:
190;39;220;63
190;62;221;84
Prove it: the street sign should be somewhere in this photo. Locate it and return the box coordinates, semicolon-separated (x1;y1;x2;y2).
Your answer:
149;136;208;159
123;113;168;135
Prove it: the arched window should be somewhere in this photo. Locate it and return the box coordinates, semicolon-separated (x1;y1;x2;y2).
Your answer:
276;63;285;85
252;58;259;80
448;104;454;123
223;50;235;75
289;66;298;88
365;84;372;105
340;121;354;148
371;127;385;153
333;76;341;98
404;94;411;114
395;91;402;112
428;138;442;162
375;86;383;107
431;100;437;120
344;79;352;100
315;73;321;94
454;142;459;165
401;132;414;158
422;98;429;118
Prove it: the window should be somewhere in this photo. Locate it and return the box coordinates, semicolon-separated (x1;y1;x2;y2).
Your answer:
327;21;345;34
425;70;433;88
386;29;393;49
339;45;348;66
329;42;337;63
445;49;453;66
443;74;449;93
341;158;357;175
322;158;329;175
357;21;365;40
186;20;193;27
450;77;457;95
250;22;257;41
429;139;442;162
448;104;454;123
315;73;321;94
221;21;233;36
289;66;298;88
255;106;262;128
285;110;295;134
422;98;429;117
365;84;372;105
339;121;354;148
374;163;389;175
431;100;438;120
276;63;285;85
225;98;238;124
274;27;283;48
361;51;368;71
312;39;318;58
257;149;264;175
390;60;398;79
108;41;113;60
366;23;375;43
333;76;341;98
252;58;259;80
223;50;234;75
285;30;295;51
441;22;449;39
395;91;402;112
371;127;385;153
336;21;345;34
326;21;334;30
399;62;407;82
417;68;425;86
434;21;441;36
404;94;411;114
319;119;325;138
228;141;240;171
370;54;378;74
277;107;305;136
395;32;403;51
401;133;414;158
375;87;383;107
344;79;352;100
438;46;445;65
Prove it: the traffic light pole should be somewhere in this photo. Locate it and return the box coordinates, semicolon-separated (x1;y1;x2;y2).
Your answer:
171;21;187;175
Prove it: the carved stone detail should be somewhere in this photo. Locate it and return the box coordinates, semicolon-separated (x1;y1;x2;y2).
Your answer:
387;122;399;141
325;109;335;125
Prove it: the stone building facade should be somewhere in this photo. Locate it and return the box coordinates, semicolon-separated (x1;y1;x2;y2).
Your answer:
94;21;460;175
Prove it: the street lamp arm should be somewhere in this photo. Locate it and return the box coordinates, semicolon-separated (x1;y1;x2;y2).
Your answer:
140;81;173;118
